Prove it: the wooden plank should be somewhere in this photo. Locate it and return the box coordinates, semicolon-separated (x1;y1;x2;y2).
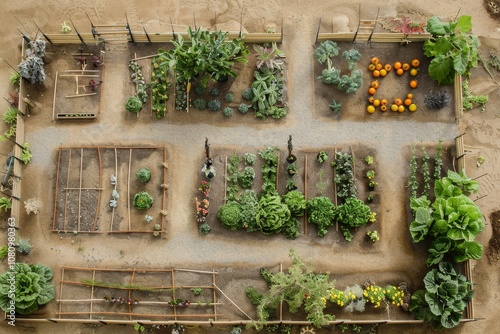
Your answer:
52;71;58;120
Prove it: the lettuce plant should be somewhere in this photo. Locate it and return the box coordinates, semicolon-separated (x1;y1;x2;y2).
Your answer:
256;193;290;234
133;192;153;210
335;198;371;228
306;196;335;237
0;263;55;314
282;190;306;217
135;168;151;183
410;261;473;329
217;201;242;230
125;96;142;113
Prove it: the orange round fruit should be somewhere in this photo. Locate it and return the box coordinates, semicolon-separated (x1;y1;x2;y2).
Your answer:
380;105;388;112
411;59;420;67
396;68;404;76
371;81;380;89
368;87;377;95
394;62;402;70
368;96;375;104
409;103;417;112
402;63;410;71
375;63;383;71
373;70;381;78
410;80;418;88
406;93;414;99
398;105;405;113
384;64;392;72
410;68;419;76
394;98;403;106
390;104;399;112
367;105;376;113
368;63;376;71
379;69;387;77
381;99;388;106
404;98;412;106
371;57;380;65
373;99;381;107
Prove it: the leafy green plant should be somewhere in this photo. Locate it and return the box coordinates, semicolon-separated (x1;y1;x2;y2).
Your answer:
259;147;278;194
0;246;7;261
367;230;379;242
194;85;206;95
306;196;336;237
238;103;251;114
135;168;151;183
333;152;356;199
20;142;32;164
254;43;284;71
193;98;206;110
366;170;375;180
247;249;335;330
207;99;221;111
340;225;353;241
0;197;12;212
17;237;32;255
422;146;431;197
223;107;234;117
238;190;259;232
133;192;153;210
129;60;149;104
462;79;488;112
336;198;371;228
151;54;172;117
209;87;220;96
317;151;328;163
434;139;443;180
342;285;366;312
410;261;473;329
314;41;339;64
191;287;203;296
282;190;306;217
423;15;479;85
217;201;242;230
329;99;342;113
238;166;255;188
342;49;362;71
199;222;211;234
408;144;419;199
0;263;55;314
286;179;297;192
244;153;256;165
256;193;290;234
364;156;374;165
125;96;142;113
251;70;286;117
9;72;20;86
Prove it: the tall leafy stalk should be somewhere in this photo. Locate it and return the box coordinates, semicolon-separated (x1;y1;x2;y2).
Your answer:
408;145;419;200
421;146;430;197
434;139;443;180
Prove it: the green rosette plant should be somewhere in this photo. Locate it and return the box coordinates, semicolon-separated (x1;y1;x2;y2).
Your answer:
135;168;151;183
125;96;142;113
335;198;371;228
306;196;336;237
217;201;242;230
256;193;290;234
0;263;55;315
133;192;153;210
282;190;306;217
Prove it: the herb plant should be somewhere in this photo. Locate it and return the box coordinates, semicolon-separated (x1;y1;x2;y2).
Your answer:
462;79;488;111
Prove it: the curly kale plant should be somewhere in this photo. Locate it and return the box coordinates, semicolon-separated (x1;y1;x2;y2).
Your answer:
317;47;363;94
306;196;336;237
126;96;142;113
314;41;339;64
0;263;55;315
133;192;154;210
333;152;357;199
283;190;306;217
217;201;242;230
410;261;473;329
238;166;255;188
256;193;291;234
135;168;151;183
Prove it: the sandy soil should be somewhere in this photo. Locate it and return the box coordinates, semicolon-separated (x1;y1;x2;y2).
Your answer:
0;1;499;333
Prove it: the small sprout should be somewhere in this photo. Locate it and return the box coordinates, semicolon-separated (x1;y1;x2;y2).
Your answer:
364;156;374;165
145;215;153;223
60;21;72;34
317;151;328;163
366;170;375;180
367;230;380;242
475;154;486;167
329;99;342;113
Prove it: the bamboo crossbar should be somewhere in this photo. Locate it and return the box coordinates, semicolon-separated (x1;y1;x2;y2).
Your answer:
55;312;221;318
57;300;221;306
65;93;98;98
63;187;104;190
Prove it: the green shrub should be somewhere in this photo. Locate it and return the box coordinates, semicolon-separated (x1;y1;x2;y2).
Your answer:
238;103;251;114
208;99;221;111
0;263;55;314
193;98;206;110
125;96;142;113
217;202;242;230
135;168;151;183
133;192;153;210
223;107;234;117
306;196;335;237
224;93;234;102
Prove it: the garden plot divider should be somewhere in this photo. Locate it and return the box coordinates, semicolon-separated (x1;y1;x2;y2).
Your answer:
55;267;220;321
51;146;168;234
